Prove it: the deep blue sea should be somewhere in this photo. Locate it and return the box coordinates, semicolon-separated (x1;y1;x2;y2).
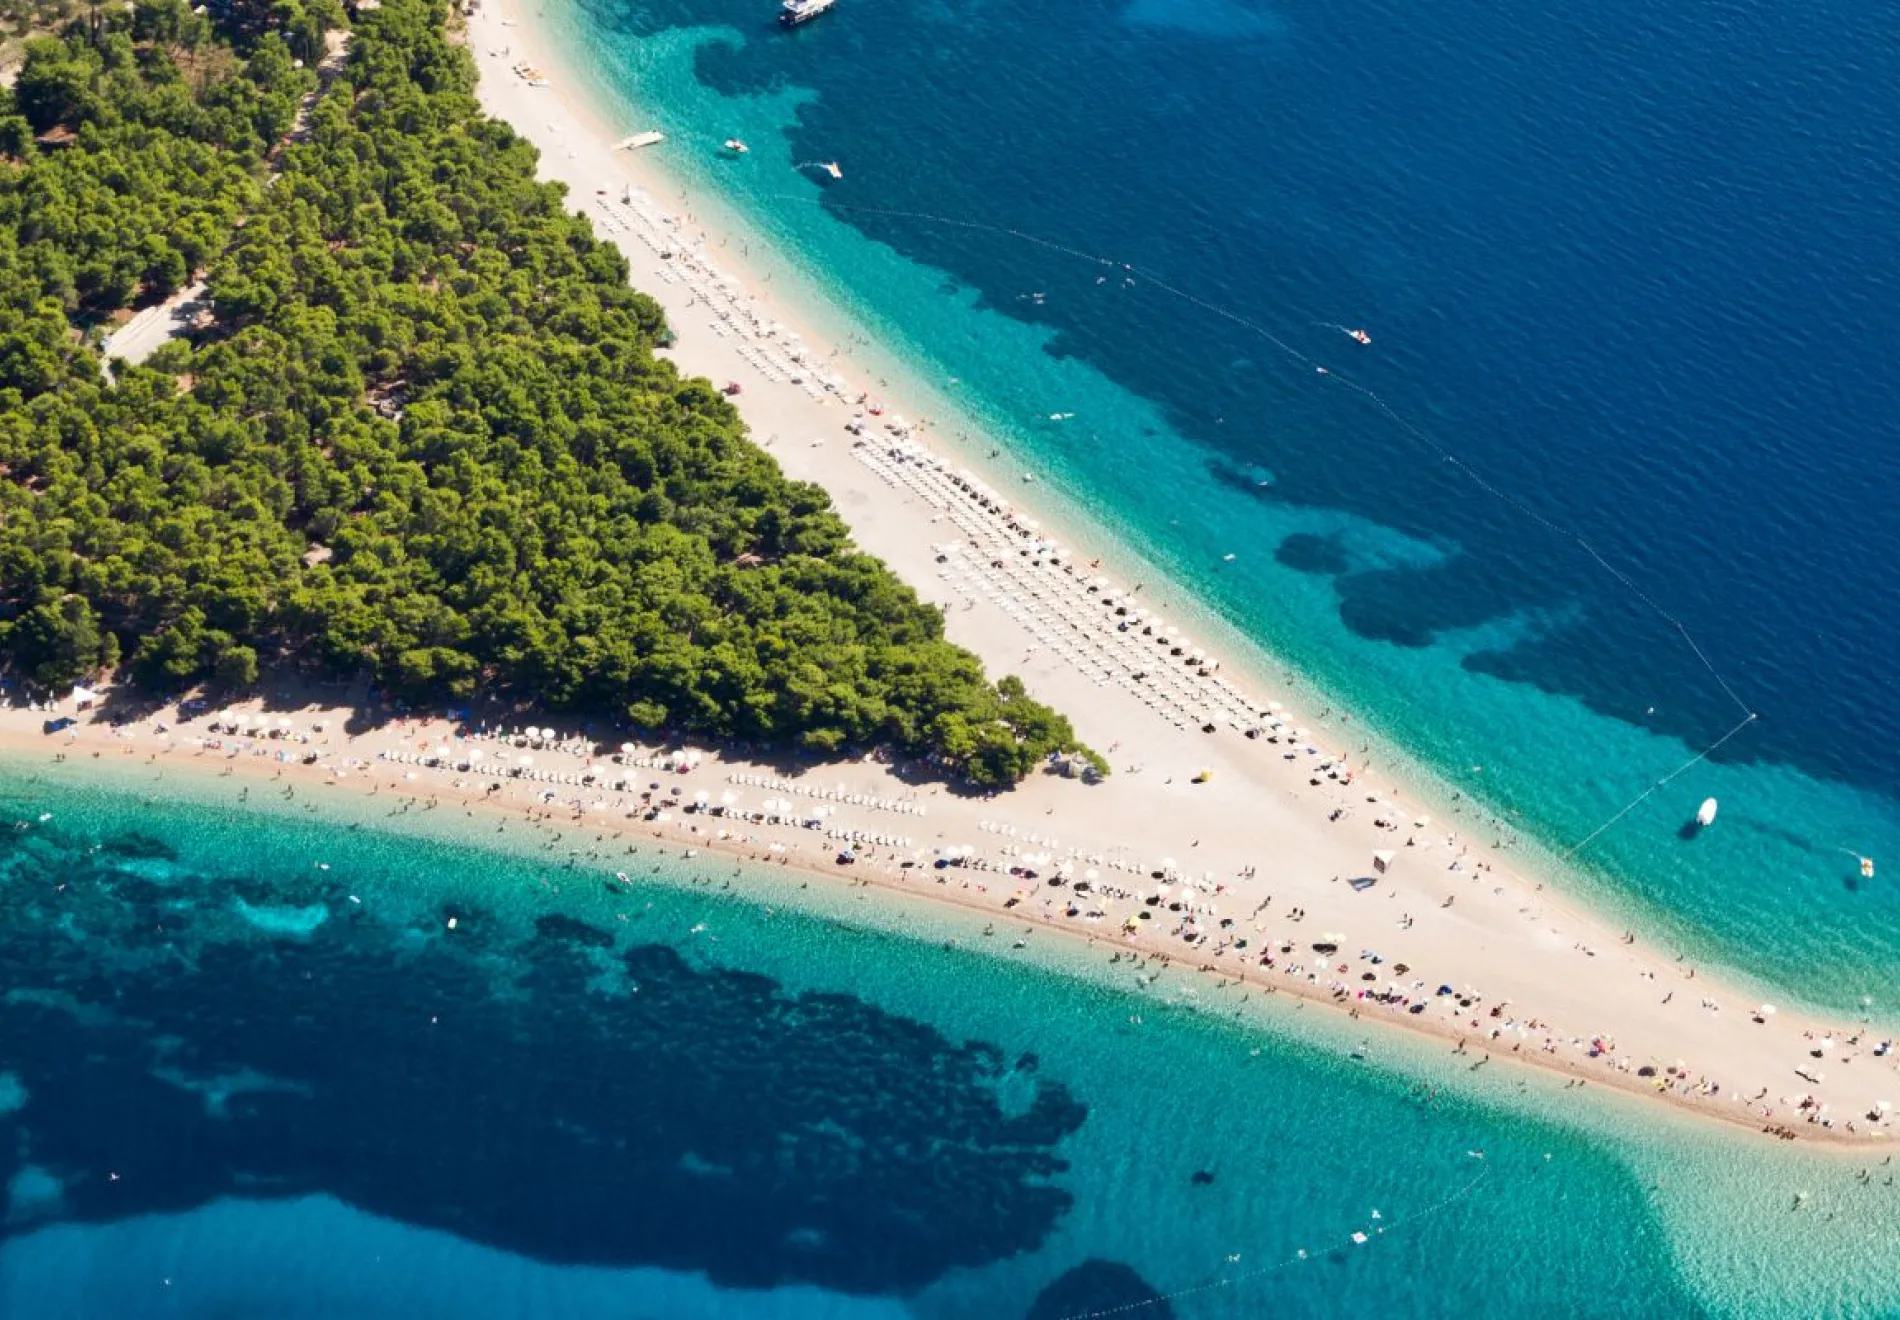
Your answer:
4;761;1900;1318
533;0;1900;1013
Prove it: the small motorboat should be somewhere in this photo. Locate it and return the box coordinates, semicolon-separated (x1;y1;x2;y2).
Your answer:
822;160;842;179
1695;797;1719;828
1349;327;1372;345
723;138;749;154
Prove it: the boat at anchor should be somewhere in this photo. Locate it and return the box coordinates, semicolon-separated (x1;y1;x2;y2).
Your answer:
780;0;835;26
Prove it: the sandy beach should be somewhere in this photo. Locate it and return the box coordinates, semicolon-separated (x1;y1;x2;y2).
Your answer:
8;676;1895;1148
6;0;1887;1153
443;1;1900;1146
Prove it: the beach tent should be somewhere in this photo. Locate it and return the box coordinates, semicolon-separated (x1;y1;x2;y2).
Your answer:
1372;850;1396;873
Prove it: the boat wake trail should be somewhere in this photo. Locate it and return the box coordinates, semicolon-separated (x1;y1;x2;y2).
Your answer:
1311;319;1372;344
757;193;1759;856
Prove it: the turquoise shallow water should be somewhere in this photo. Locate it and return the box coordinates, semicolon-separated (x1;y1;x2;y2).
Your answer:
527;0;1900;1022
4;760;1900;1316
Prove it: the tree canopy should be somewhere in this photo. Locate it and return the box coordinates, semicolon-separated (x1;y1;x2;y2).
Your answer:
0;0;1094;787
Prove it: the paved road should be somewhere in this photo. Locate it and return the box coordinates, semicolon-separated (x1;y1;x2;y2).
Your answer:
100;280;208;371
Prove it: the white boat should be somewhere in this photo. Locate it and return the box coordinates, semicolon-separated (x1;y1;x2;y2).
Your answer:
780;0;835;25
1696;797;1718;828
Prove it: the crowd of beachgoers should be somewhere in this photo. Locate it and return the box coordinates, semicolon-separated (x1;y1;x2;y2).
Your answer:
5;682;1894;1148
574;172;1404;755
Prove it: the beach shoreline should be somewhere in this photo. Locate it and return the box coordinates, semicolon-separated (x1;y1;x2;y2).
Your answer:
11;0;1887;1156
5;684;1892;1153
86;0;1869;1151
